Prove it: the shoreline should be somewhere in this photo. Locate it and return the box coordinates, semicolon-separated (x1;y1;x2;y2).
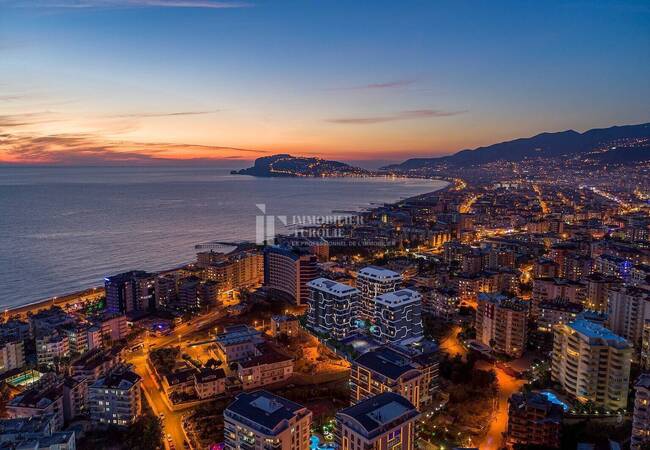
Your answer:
3;176;451;319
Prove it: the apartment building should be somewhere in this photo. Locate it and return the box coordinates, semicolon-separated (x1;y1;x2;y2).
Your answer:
373;289;423;345
224;390;312;450
632;374;650;450
336;392;419;450
505;391;563;449
350;345;437;411
307;277;360;339
607;284;650;347
476;293;528;358
356;266;402;321
551;319;632;410
88;369;142;426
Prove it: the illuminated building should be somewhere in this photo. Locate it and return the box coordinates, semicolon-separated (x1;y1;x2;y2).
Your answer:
264;246;318;305
224;390;312;450
373;289;423;345
350;345;438;411
336;392;419;450
476;293;528;358
307;277;360;339
607;284;650;348
631;374;650;450
356;266;402;321
551;319;631;410
505;392;563;449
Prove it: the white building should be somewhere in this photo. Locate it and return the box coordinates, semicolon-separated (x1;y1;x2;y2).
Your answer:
373;289;423;345
88;369;141;426
607;284;650;347
307;277;360;339
552;319;632;410
356;266;402;321
36;332;70;368
224;390;312;450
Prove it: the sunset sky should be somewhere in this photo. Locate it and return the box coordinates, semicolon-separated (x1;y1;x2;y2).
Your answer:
1;0;649;166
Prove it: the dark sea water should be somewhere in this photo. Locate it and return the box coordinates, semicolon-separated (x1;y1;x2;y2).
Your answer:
0;166;447;309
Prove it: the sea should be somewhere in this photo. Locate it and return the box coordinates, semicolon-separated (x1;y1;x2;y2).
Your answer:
0;166;447;309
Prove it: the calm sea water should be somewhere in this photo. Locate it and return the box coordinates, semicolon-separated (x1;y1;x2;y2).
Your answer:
0;166;446;308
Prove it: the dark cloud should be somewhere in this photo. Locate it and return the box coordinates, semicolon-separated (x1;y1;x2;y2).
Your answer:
326;109;467;124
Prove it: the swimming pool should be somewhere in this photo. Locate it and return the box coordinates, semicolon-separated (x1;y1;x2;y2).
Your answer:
539;390;570;411
310;436;337;450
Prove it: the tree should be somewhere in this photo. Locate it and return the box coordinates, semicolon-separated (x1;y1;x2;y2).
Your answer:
124;414;163;450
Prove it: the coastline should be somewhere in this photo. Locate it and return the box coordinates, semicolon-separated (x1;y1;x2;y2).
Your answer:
3;176;451;320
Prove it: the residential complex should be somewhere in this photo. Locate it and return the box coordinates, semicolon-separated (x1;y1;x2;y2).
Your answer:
307;277;360;339
475;293;528;358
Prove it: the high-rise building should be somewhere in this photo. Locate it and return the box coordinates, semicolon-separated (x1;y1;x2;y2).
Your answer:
105;270;155;314
552;319;632;410
505;391;563;449
373;289;423;345
607;284;650;347
88;369;141;426
642;320;650;371
203;249;264;293
177;277;219;312
475;293;528;358
154;273;178;309
224;390;312;450
350;345;438;411
306;277;360;339
336;392;419;450
585;273;621;312
264;246;318;305
356;266;402;321
631;374;650;450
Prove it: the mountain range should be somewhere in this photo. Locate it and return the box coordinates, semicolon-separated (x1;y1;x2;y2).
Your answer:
382;122;650;171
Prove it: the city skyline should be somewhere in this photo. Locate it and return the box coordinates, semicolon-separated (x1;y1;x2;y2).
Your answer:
1;0;649;165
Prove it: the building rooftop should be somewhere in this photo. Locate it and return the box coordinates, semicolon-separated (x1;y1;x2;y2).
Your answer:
225;390;308;434
635;373;650;390
91;370;140;390
307;278;359;297
569;319;630;347
375;289;421;307
337;392;418;438
354;346;419;381
357;266;402;281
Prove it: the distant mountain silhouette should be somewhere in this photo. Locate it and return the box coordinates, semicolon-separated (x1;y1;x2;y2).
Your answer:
383;123;650;170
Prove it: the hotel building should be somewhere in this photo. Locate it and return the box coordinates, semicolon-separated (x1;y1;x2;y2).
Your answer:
551;319;632;410
356;266;402;321
307;277;360;339
224;390;312;450
105;270;155;314
264;246;318;305
336;392;419;450
373;289;423;345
